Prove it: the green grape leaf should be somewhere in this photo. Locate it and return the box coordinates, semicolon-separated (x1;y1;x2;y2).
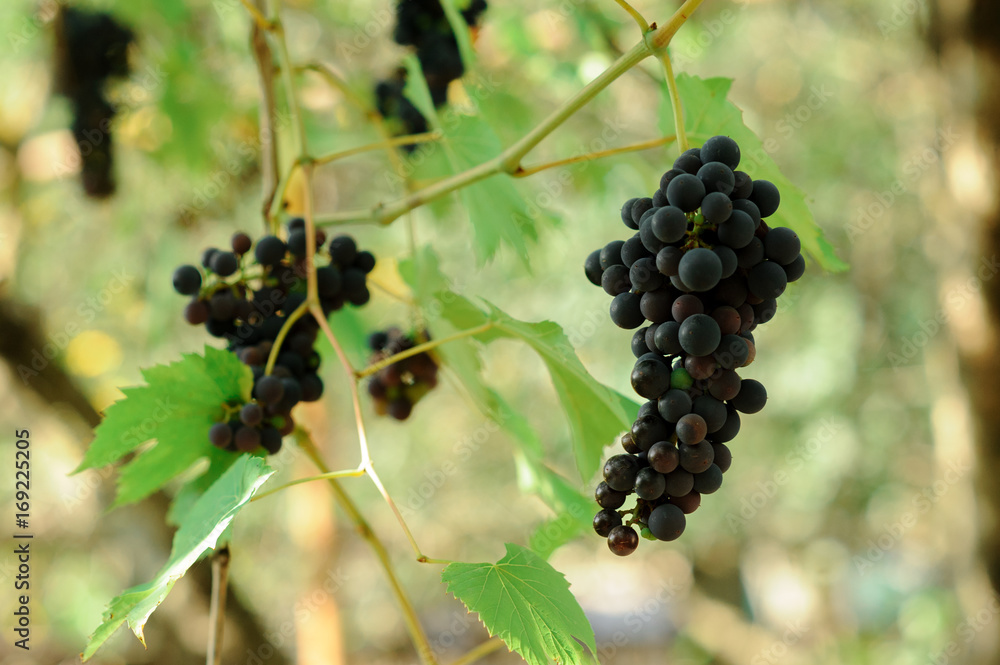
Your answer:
524;465;594;560
82;455;274;661
441;543;596;665
663;73;847;272
75;346;252;508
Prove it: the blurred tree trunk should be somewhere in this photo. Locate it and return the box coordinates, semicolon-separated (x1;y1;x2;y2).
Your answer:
963;5;1000;661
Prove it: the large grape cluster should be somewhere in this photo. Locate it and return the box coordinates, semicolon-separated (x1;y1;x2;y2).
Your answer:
584;135;804;556
366;328;440;420
53;7;133;198
376;0;487;141
172;219;376;454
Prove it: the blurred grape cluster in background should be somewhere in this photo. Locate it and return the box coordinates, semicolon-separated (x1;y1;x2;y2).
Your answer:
2;0;999;664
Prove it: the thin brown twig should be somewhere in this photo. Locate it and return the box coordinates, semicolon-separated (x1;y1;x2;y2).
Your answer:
513;135;678;177
206;546;231;665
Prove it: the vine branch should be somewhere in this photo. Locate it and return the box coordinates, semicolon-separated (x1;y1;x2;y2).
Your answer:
660;51;688;153
206;546;230;665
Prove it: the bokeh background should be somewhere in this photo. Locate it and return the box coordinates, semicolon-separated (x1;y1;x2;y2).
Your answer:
2;0;999;664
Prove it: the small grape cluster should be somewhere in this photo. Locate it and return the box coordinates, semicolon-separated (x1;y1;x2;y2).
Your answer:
172;219;376;454
366;328;439;420
376;0;487;142
584;135;804;556
54;7;133;198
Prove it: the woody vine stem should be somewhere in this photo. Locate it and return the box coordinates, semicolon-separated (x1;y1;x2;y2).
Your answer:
231;0;706;663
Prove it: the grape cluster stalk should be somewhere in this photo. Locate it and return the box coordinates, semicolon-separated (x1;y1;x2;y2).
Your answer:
172;219;376;454
584;135;804;555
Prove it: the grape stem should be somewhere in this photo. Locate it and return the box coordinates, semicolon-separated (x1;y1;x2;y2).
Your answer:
249;466;367;503
660;51;688;154
263;299;310;376
355;321;495;379
206;546;230;665
249;0;280;233
295;431;440;665
613;0;650;32
448;638;505;665
239;0;271;29
513;135;678;178
312;132;443;166
311;0;706;227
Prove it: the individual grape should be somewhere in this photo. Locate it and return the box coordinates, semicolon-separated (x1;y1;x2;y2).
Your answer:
631;328;651;358
715;277;748;307
666;173;706;212
329;235;359;266
209;290;237;321
711;443;732;472
648;441;680;474
699;135;741;170
621;197;640;229
596;481;628;510
713;245;738;279
211;251;239;277
185;299;209;325
240;402;264;427
679;440;714;473
714;334;750;369
656;246;683;276
636;398;659;419
736;236;765;269
635;467;666;500
732;199;762;228
255;235;286;266
713;408;741;443
630;197;654;227
664;468;694;496
651;206;688;243
602;264;631;296
748;261;788;299
659;168;686;191
692;464;724;494
388;397;413;420
657;388;692;422
638;216;666;253
594;509;623;537
677;247;723;292
678;313;721;356
754;298;778;325
639;290;673;323
173;265;202;295
673;152;702;174
749;179;781;217
670;273;692;293
201;248;219;269
671;294;704;322
584;249;603;286
684;354;716;381
300;373;324;402
620;235;650;267
709;369;742;401
255;375;285;405
783;254;806;282
717;209;755;249
697;161;736;196
653;321;682;355
631;414;672;450
711;306;741;336
610;292;645;329
607;525;639;556
764;227;801;265
260;426;282;454
234;426;261;452
692;395;727;432
209;422;232;448
670;366;693;390
667;491;701;514
629;257;663;292
604;454;640;492
701;191;733;224
644;325;660;354
620;431;641;454
675;413;708;445
631;356;672;400
647;503;686;541
600;240;626;269
354;251;376;273
730;379;767;413
231;232;252;255
731;170;753;199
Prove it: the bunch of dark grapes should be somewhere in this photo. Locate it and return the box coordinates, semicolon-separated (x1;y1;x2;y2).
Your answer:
366;328;439;420
375;69;430;152
584;135;805;556
172;219;377;454
376;0;487;140
53;7;133;198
